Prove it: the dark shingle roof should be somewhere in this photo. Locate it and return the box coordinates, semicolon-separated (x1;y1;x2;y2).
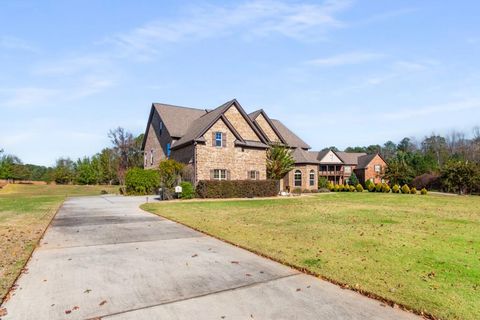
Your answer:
292;149;321;164
152;103;206;138
270;119;311;149
336;151;367;165
356;154;378;169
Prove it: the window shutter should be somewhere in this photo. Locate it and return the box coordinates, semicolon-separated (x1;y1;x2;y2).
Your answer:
247;171;250;180
227;170;231;180
256;171;259;180
210;170;214;180
212;132;216;146
222;132;227;147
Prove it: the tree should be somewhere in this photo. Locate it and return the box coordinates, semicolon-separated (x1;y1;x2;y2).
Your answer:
108;127;135;184
421;134;448;166
266;144;295;180
441;160;479;194
97;148;118;184
158;159;184;199
344;146;366;153
74;157;99;185
53;158;74;184
348;172;359;186
321;146;339;152
397;137;417;153
382;141;397;160
384;153;414;185
0;150;22;180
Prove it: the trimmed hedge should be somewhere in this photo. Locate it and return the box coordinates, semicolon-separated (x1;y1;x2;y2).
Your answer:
125;168;160;195
179;181;195;199
196;180;279;198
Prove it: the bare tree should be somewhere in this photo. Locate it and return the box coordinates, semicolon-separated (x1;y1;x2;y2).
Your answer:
108;127;135;184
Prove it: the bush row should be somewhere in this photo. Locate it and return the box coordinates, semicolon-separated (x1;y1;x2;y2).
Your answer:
324;180;428;195
196;180;279;198
125;168;160;195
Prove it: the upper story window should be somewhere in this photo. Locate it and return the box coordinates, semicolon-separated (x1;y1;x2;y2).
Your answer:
309;170;315;186
158;121;163;135
344;166;352;174
213;169;227;180
166;143;171;157
144;154;147;167
374;165;381;173
150;149;154;165
249;170;259;180
214;132;224;147
294;170;302;187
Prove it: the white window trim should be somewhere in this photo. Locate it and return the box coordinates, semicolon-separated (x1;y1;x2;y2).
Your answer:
215;132;223;147
214;169;227;180
309;170;315;186
249;170;259;180
294;170;302;187
150;149;154;165
374;165;381;173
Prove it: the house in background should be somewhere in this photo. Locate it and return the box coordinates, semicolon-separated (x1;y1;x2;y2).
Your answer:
141;99;386;190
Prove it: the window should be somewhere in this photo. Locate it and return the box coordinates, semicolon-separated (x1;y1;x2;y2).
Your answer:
213;169;227;180
144;154;147;167
374;165;381;173
344;166;352;174
215;132;223;147
294;170;302;187
159;121;163;135
320;165;327;172
150;149;154;165
166;143;171;157
309;170;315;186
249;170;259;180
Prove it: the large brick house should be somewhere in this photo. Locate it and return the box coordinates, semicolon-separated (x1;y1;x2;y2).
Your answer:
141;99;386;190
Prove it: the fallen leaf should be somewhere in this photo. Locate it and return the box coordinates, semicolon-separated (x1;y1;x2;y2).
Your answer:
99;300;107;306
245;273;252;277
65;310;72;314
296;288;301;292
84;289;92;293
72;306;79;310
231;261;239;264
191;254;198;258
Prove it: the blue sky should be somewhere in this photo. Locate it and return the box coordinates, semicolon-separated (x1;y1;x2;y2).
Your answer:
1;0;479;166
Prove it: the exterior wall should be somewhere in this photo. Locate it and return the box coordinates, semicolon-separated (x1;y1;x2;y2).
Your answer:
356;154;386;185
170;144;194;164
283;164;318;191
255;114;281;143
224;105;260;141
144;111;173;169
319;150;343;164
195;118;267;182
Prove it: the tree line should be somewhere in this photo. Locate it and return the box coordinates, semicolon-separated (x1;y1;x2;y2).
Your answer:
0;127;144;185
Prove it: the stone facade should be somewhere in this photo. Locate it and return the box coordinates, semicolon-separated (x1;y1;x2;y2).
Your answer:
143;111;173;169
224;106;260;141
255;113;281;143
283;164;318;191
195;119;266;182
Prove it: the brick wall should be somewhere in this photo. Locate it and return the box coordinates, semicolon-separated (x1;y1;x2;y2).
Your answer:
195;118;266;182
255;114;281;143
283;164;318;191
143;111;174;169
356;154;386;184
224;106;260;141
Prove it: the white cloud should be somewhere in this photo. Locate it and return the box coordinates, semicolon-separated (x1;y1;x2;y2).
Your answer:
308;51;384;67
0;35;39;53
108;0;353;59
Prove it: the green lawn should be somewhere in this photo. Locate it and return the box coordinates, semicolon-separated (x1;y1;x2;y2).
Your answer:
142;193;480;320
0;184;118;303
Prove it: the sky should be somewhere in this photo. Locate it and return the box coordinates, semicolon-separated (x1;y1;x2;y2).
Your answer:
1;0;479;166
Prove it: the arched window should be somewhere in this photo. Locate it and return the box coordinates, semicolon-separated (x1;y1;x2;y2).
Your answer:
309;170;315;186
294;170;302;187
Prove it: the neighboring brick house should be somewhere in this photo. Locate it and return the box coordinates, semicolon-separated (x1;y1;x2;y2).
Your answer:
141;99;386;189
353;153;387;185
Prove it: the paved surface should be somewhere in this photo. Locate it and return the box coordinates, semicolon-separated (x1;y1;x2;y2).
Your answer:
1;196;419;320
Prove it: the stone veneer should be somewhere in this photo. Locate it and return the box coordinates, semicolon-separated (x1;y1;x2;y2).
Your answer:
223;106;260;141
195;118;266;182
283;164;318;191
255;113;281;143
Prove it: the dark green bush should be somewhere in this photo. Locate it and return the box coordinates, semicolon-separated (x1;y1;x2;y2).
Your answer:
125;168;160;195
318;177;328;189
196;180;279;198
179;181;195;199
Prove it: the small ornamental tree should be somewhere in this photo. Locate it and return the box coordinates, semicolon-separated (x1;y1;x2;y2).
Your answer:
158;159;184;199
349;172;359;186
266;144;295;180
356;184;364;192
401;184;411;194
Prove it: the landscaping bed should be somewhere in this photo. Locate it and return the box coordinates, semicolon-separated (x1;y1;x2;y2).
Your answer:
142;192;480;320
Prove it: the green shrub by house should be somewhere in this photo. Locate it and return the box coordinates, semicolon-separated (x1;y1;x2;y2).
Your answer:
375;183;383;192
392;184;400;193
125;168;160;195
356;184;364;192
318;177;329;189
383;184;391;193
421;187;428;195
179;181;195;199
410;187;417;195
196;180;279;198
292;187;302;195
401;184;411;194
349;185;356;192
327;181;334;191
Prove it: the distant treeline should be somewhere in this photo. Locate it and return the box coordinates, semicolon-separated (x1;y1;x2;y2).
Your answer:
0;127;144;185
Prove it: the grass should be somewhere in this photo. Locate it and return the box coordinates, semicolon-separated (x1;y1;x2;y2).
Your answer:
0;183;118;303
142;193;480;320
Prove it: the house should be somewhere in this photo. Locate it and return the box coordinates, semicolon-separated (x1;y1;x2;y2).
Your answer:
141;99;387;190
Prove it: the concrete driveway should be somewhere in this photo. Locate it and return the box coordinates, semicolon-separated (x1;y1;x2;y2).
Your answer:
1;196;419;320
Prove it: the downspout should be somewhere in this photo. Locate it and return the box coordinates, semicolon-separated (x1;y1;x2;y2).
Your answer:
193;141;197;185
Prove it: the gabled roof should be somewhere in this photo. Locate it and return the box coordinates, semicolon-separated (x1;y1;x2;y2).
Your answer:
152;103;206;138
336;151;367;165
248;109;287;145
356;154;381;169
270;119;311;149
171;99;267;150
292;149;320;164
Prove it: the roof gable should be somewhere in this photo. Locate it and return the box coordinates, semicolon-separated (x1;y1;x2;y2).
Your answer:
270;119;311;149
336;151;368;165
356;153;386;169
318;150;343;164
249;109;286;144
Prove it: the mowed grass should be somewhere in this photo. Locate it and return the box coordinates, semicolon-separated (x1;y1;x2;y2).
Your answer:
142;193;480;320
0;184;118;303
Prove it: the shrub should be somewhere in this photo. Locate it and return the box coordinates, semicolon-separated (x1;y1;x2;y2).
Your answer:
179;181;195;199
125;168;160;195
292;187;302;195
356;184;364;192
159;159;184;199
412;173;441;190
401;184;411;194
327;181;334;191
310;188;319;193
392;184;400;193
349;185;356;192
318;187;330;193
421;188;428;195
349;172;359;186
383;185;391;193
365;180;373;189
318;177;329;189
302;189;311;193
338;184;345;192
410;187;417;195
196;180;279;198
367;182;375;192
375;183;383;192
334;184;339;192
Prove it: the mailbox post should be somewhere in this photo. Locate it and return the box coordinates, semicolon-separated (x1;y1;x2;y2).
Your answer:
175;185;183;199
